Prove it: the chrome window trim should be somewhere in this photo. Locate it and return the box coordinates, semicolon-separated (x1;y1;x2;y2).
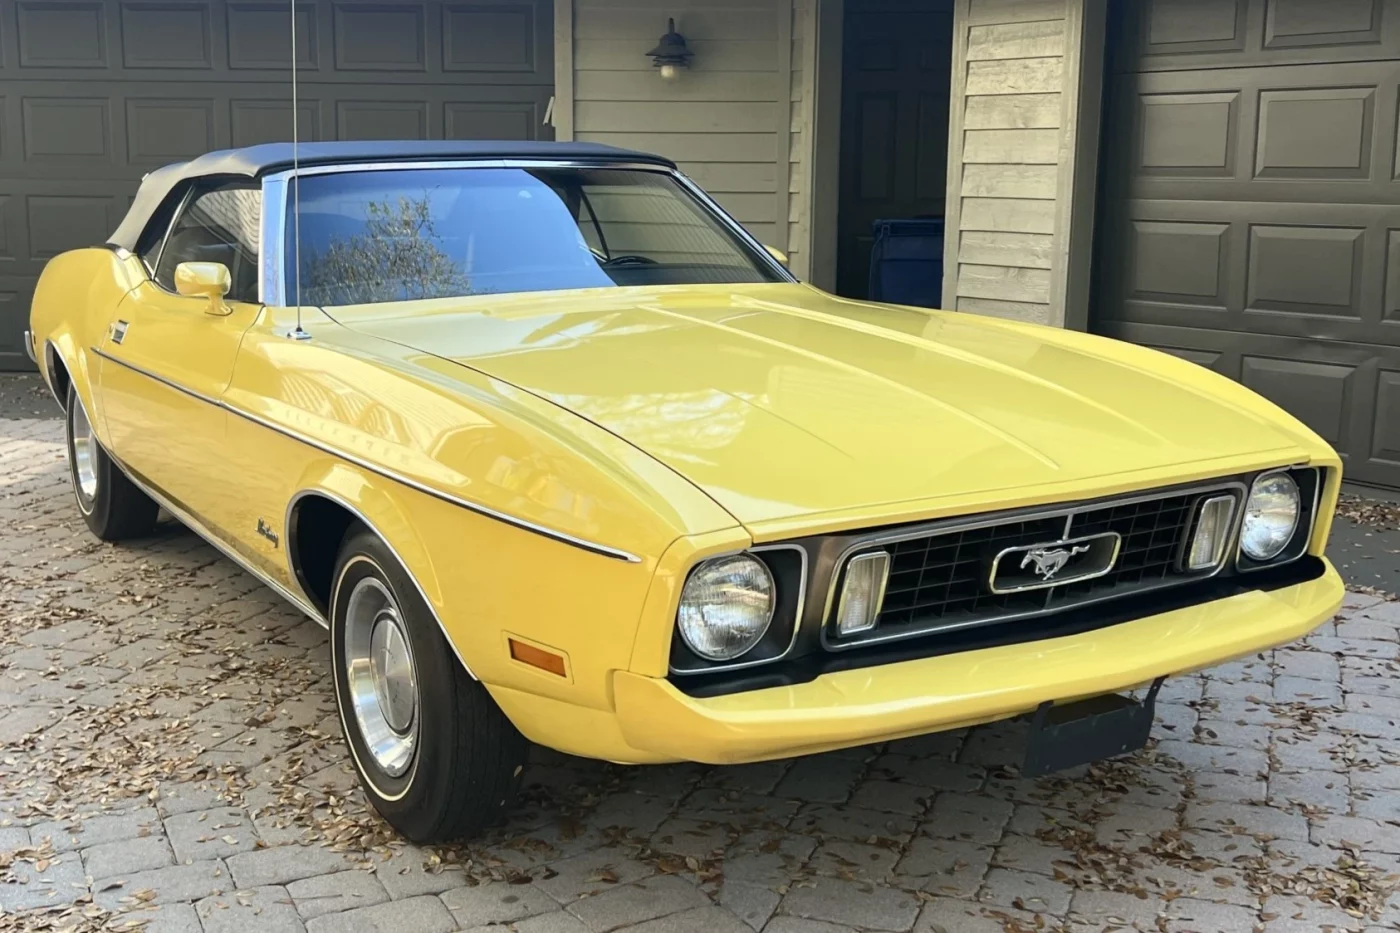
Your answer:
284;487;478;679
89;344;641;563
149;184;195;286
818;479;1250;652
669;543;809;677
258;158;795;307
1236;466;1320;573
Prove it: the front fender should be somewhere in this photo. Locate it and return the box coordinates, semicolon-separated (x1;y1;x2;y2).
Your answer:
285;456;662;716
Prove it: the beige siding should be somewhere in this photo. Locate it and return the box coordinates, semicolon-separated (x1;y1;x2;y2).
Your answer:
943;0;1070;324
570;0;793;252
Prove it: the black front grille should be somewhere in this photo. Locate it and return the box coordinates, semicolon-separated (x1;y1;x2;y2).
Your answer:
834;485;1235;647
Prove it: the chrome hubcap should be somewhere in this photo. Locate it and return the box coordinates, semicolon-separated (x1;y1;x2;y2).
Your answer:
344;577;418;777
70;396;98;505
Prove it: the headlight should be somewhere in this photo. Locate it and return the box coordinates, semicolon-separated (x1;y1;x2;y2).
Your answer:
1240;473;1301;561
677;555;775;661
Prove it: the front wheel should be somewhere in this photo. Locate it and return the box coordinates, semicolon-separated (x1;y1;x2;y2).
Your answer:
329;528;527;842
65;384;158;541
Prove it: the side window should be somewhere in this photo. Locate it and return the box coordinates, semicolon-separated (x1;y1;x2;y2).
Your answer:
136;188;185;271
154;185;262;303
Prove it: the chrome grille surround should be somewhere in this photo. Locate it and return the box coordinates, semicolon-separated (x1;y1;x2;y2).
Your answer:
820;479;1250;651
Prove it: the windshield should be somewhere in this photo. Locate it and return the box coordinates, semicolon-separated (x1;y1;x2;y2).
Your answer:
284;166;783;305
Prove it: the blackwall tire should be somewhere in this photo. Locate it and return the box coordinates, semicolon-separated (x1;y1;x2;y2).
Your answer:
329;527;527;842
65;384;158;541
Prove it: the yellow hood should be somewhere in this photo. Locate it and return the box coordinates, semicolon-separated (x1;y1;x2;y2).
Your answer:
337;284;1309;529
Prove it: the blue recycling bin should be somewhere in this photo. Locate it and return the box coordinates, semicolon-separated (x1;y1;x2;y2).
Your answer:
867;218;945;308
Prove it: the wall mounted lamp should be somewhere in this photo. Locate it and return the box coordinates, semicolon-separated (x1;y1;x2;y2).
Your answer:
646;18;693;81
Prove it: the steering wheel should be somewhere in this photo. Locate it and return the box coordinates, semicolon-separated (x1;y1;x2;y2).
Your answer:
601;254;658;267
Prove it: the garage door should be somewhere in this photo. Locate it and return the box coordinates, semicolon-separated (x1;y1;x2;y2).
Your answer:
0;0;554;371
1093;0;1400;490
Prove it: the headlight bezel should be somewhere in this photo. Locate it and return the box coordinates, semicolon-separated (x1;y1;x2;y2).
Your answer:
1237;467;1320;572
668;545;807;675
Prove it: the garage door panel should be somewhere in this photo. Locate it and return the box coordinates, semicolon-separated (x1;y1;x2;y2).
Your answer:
1255;86;1375;180
1107;61;1400;205
119;2;216;70
230;98;322;146
1101;199;1400;343
1375;371;1400;465
1240;355;1359;448
443;3;548;74
1136;0;1249;57
1126;220;1230;309
1135;91;1240;179
1264;0;1384;50
335;99;429;139
227;2;318;70
17;1;110;69
1247;225;1366;318
126;97;218;165
0;0;554;371
332;3;427;72
1119;0;1400;72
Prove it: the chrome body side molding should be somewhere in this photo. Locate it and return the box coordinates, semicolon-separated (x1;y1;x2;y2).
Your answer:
89;346;641;563
112;456;330;629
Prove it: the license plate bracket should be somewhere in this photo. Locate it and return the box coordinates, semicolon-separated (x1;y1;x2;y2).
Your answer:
1022;677;1164;777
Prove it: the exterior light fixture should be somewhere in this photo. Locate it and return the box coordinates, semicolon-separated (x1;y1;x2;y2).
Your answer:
646;17;692;81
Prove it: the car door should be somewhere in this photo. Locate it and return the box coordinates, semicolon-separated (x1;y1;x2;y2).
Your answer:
98;183;263;537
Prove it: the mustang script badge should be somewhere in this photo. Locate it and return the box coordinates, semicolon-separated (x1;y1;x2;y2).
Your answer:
1021;545;1090;581
989;532;1122;595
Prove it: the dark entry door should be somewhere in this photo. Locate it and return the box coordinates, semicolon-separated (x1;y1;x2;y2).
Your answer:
836;0;953;299
1094;0;1400;489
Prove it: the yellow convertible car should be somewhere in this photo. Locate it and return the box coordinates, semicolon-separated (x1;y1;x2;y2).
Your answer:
28;141;1343;841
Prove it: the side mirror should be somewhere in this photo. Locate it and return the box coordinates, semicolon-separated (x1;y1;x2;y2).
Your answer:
763;244;790;268
174;261;232;315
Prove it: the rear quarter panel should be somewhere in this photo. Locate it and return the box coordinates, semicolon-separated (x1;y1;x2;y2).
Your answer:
30;248;147;436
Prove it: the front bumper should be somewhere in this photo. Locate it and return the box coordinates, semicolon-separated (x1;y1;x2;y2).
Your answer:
612;560;1343;764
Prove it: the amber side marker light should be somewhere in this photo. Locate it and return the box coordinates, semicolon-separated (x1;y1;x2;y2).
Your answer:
509;637;568;677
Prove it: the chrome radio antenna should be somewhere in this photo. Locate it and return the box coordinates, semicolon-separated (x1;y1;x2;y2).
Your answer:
288;0;310;340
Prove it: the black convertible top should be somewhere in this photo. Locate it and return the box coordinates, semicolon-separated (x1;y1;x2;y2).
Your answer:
108;140;675;252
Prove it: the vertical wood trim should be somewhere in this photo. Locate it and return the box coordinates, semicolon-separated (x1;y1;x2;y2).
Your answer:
942;0;972;311
1056;0;1106;331
775;0;794;253
808;0;844;291
797;0;821;279
1047;0;1102;329
553;0;575;141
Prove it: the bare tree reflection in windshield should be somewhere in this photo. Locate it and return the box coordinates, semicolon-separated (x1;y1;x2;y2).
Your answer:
302;195;469;305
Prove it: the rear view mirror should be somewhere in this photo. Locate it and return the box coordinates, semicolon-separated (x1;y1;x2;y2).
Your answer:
174;262;232;315
763;244;789;268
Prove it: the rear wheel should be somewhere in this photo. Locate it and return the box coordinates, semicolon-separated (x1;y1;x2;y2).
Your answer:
65;384;158;541
330;528;527;842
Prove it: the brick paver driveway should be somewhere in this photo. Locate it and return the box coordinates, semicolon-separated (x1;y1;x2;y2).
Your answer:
2;416;1399;933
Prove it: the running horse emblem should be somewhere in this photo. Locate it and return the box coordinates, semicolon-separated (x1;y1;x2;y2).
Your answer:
1020;545;1091;581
